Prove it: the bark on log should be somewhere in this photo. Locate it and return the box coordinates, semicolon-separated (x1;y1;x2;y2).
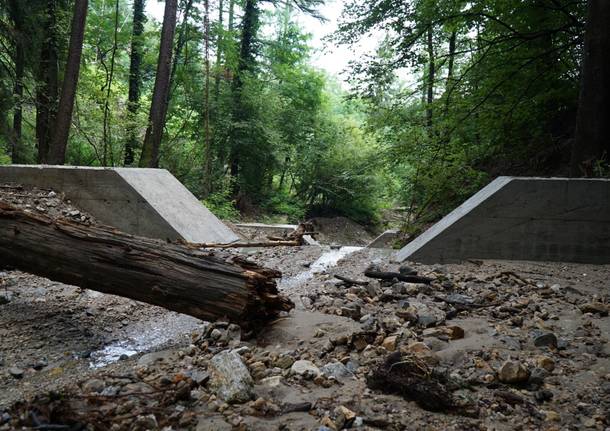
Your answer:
0;202;293;328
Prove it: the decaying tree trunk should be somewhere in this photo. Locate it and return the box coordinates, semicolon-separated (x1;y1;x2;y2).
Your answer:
0;202;293;328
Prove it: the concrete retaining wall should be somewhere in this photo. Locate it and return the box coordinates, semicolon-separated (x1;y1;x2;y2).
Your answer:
0;165;239;244
394;177;610;264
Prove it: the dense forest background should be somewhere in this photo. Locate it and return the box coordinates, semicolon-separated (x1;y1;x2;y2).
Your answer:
0;0;608;233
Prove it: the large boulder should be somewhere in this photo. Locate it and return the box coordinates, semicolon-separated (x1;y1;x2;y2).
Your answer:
208;350;254;403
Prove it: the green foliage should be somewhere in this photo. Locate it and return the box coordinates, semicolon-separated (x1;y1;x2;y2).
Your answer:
335;0;588;228
263;190;306;223
0;148;10;165
203;186;241;221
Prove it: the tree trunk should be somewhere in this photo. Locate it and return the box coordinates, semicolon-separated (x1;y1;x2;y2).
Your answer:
570;0;610;176
203;0;212;197
0;202;293;327
139;0;178;168
7;0;25;163
102;0;120;166
426;27;435;129
124;0;146;166
48;0;88;165
37;0;59;164
229;0;259;195
169;0;195;95
444;30;456;114
213;0;224;103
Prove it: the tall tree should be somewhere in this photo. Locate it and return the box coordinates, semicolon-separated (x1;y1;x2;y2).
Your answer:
169;0;194;92
36;0;59;164
139;0;178;168
213;0;224;102
124;0;146;166
570;0;610;176
228;0;259;192
203;0;212;196
7;0;24;163
48;0;88;165
102;0;120;166
425;27;434;129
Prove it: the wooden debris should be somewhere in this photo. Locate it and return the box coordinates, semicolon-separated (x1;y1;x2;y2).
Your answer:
0;201;293;328
364;269;433;284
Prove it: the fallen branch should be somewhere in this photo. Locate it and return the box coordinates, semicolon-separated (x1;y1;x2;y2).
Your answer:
364;269;433;284
185;240;301;249
0;202;293;328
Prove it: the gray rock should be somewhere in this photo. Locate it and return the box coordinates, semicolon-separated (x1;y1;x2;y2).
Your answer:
185;369;210;385
341;305;362;320
409;301;446;328
196;416;232;431
498;335;522;350
100;386;119;396
528;367;547;386
399;265;417;276
8;367;23;379
208;350;254;403
498;360;530;384
133;414;158;430
533;331;558;348
83;379;105;393
290;360;321;378
365;280;382;297
274;354;295;369
322;362;353;380
445;293;475;305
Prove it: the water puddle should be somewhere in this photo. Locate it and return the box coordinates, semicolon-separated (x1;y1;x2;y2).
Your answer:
281;246;362;289
89;313;205;368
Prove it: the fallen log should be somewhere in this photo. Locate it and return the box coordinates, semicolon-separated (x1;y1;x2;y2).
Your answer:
0;202;293;328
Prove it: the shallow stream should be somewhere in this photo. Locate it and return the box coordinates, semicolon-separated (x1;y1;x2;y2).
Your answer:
89;245;362;367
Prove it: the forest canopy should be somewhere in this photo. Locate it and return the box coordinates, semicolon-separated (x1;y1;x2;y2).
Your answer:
0;0;607;231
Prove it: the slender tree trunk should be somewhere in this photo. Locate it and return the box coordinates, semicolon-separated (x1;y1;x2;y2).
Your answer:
102;0;120;166
48;0;88;165
229;0;259;194
425;27;435;129
228;0;235;33
7;0;24;163
139;0;178;168
444;30;456;114
203;0;212;197
570;0;610;176
169;0;194;96
214;0;224;102
124;0;146;166
36;0;59;164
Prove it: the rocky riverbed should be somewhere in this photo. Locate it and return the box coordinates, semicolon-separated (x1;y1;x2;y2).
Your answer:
1;186;610;430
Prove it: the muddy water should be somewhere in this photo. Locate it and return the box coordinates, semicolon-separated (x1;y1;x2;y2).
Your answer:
89;246;361;368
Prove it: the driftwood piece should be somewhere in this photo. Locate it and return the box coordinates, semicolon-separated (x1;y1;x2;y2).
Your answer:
185;240;301;249
0;202;293;328
364;269;433;285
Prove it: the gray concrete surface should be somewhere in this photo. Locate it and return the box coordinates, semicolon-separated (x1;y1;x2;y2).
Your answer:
367;229;399;249
0;165;239;244
394;177;610;264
